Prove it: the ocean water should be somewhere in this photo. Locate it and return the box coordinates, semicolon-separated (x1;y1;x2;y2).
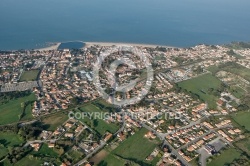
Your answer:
0;0;250;50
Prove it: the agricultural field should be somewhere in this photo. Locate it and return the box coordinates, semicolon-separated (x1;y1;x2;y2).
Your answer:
20;102;34;120
222;63;250;82
14;156;44;166
0;132;24;147
177;73;222;108
228;86;246;99
78;103;119;135
207;148;241;166
232;111;250;131
0;93;36;125
0;132;24;159
235;137;250;156
42;111;69;131
19;70;40;81
112;128;159;165
0;147;8;159
64;149;85;164
98;153;128;166
13;154;61;166
208;62;250;82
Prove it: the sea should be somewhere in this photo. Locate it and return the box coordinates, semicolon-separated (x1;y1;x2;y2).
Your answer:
0;0;250;50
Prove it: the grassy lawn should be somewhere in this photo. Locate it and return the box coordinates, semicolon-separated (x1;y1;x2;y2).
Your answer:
42;111;69;131
151;155;162;166
0;93;36;125
21;102;34;120
229;86;246;99
207;65;220;75
65;149;85;164
189;157;199;166
1;158;12;166
232;111;250;131
98;153;127;166
79;104;103;113
14;155;44;166
92;99;114;108
0;132;24;159
19;70;39;81
79;104;119;135
0;147;8;159
177;73;222;108
31;143;58;157
0;132;24;147
113;128;159;164
207;148;241;166
235;137;250;156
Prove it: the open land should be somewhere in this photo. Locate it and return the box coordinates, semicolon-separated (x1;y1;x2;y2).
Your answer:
112;128;159;164
78;103;119;135
232;111;250;131
177;73;222;108
0;93;36;125
19;70;40;82
207;148;241;166
42;111;69;131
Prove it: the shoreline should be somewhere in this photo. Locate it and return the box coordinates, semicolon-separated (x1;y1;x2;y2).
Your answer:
34;41;177;51
83;41;176;48
35;43;61;51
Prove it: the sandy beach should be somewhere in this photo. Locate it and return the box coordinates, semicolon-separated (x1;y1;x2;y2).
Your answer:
35;41;175;51
35;43;61;51
84;42;175;48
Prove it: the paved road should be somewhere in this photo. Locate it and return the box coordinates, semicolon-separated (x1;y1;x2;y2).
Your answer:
197;146;211;166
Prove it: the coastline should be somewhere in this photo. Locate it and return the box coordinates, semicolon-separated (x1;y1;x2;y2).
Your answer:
35;43;61;51
34;41;177;51
83;41;175;48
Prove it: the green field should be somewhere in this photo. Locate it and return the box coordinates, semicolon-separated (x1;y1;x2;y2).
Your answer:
42;111;69;131
189;158;198;166
222;63;250;82
14;155;44;166
0;147;8;159
92;99;114;108
207;148;241;166
208;62;250;82
79;104;119;135
0;132;24;159
98;154;127;166
112;128;159;164
229;86;246;99
31;144;58;157
232;111;250;131
64;149;85;164
21;102;34;120
19;70;40;81
177;73;222;108
235;137;250;156
0;93;36;125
